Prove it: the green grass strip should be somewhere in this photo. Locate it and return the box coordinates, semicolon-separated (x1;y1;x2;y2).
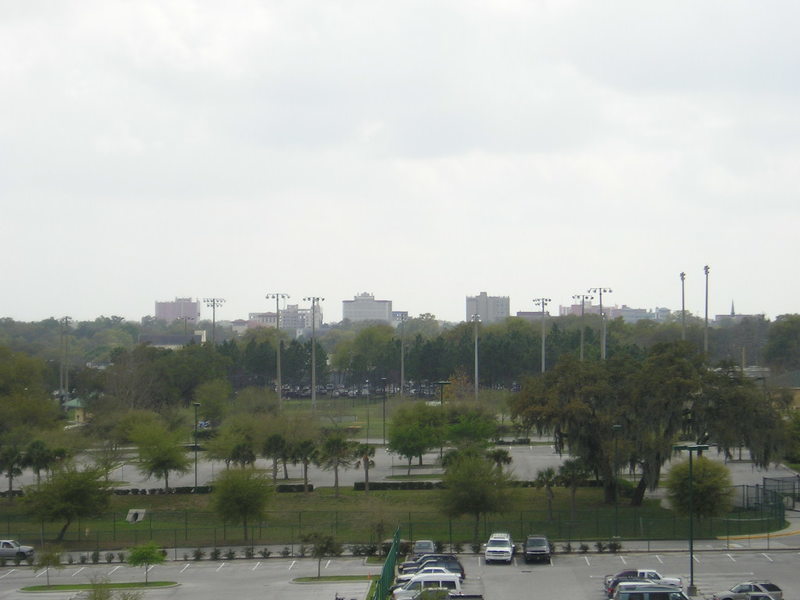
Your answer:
22;582;176;592
293;575;373;583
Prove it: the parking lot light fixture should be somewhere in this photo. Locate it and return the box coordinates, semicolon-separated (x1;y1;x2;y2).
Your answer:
673;443;710;596
193;402;200;489
588;287;612;359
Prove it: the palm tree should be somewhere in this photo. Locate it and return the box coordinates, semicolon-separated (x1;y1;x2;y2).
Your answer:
262;433;288;483
290;439;317;493
558;458;590;520
353;443;375;494
535;466;558;521
486;448;512;472
24;440;55;487
0;444;24;498
315;433;354;497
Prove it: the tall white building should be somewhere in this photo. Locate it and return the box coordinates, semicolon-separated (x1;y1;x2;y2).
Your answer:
466;292;510;324
342;292;393;323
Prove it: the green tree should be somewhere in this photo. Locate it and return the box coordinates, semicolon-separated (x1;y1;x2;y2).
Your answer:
127;542;165;584
211;469;272;540
665;455;733;520
33;549;64;587
23;467;111;541
764;314;800;373
262;432;289;483
353;443;376;494
388;403;441;475
315;433;354;498
290;439;318;494
23;440;57;486
301;532;343;578
131;423;190;491
558;458;591;520
486;448;512;472
193;378;233;426
535;467;558;521
439;454;514;543
0;443;24;497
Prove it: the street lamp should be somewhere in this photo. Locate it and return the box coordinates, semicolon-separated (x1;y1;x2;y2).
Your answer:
266;292;290;408
302;296;324;409
673;443;710;596
435;380;450;406
703;266;710;354
179;316;195;335
680;272;686;341
399;314;407;400
572;294;593;361
532;298;551;373
381;377;388;445
471;314;480;400
193;402;200;489
612;424;622;537
588;288;612;359
203;298;226;344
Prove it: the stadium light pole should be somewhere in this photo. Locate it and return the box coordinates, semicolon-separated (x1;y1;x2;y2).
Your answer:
203;298;225;344
532;298;551;373
703;265;710;354
612;423;622;537
572;294;593;361
588;288;612;359
303;296;324;409
193;402;200;489
680;272;686;341
471;314;481;401
673;443;710;596
266;293;290;408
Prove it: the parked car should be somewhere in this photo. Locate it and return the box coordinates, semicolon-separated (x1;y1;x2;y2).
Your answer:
410;540;436;558
484;532;514;564
712;581;783;600
392;573;463;600
605;569;682;597
615;584;690;600
0;540;34;560
399;556;465;581
398;553;459;574
523;534;551;563
396;566;460;585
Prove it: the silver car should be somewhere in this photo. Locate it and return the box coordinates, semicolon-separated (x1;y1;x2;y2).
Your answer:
0;540;35;560
712;581;783;600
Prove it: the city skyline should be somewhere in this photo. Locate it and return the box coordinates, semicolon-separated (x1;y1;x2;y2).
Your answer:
3;3;797;325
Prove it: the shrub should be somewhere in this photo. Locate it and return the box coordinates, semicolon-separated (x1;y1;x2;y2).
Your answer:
470;543;481;554
105;552;114;564
578;543;589;554
210;548;221;561
594;541;606;553
561;543;572;554
297;545;307;558
224;549;236;560
244;547;254;559
193;549;205;561
452;542;464;554
259;548;271;559
79;555;88;564
91;551;100;564
280;547;291;558
183;553;189;561
608;540;622;553
434;540;444;553
117;552;125;563
67;555;74;565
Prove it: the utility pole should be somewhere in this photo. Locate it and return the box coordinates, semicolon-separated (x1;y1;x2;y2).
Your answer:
266;292;290;408
588;288;612;359
572;294;593;361
60;316;72;403
303;296;324;409
399;314;406;400
680;272;686;341
532;298;551;373
471;314;480;400
203;298;225;344
703;266;710;354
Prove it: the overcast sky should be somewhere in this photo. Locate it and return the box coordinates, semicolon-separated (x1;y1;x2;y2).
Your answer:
2;1;798;325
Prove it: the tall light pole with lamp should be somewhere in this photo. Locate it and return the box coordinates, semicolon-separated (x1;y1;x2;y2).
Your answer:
673;443;710;596
193;402;200;489
588;288;612;359
203;298;225;344
572;294;593;361
612;423;622;537
532;298;551;373
303;296;324;409
266;292;290;407
380;377;388;444
703;266;710;354
680;272;687;341
471;314;480;400
399;314;407;400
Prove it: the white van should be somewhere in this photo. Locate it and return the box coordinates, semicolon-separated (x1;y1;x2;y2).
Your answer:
392;573;462;600
615;585;690;600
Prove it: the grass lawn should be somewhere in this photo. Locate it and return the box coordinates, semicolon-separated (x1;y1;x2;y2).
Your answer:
22;582;175;591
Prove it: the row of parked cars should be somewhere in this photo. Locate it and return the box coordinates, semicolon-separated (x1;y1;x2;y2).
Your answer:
605;567;783;600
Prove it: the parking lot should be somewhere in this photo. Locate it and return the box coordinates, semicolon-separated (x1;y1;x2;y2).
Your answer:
1;549;797;600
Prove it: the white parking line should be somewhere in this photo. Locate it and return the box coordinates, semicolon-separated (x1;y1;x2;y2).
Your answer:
72;567;85;577
215;562;225;572
619;556;627;564
35;568;48;578
583;556;591;566
108;566;121;576
146;565;155;574
0;569;16;579
761;553;773;562
655;555;664;564
325;559;331;569
692;555;700;563
252;561;261;571
726;554;736;562
180;563;191;573
289;560;297;570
